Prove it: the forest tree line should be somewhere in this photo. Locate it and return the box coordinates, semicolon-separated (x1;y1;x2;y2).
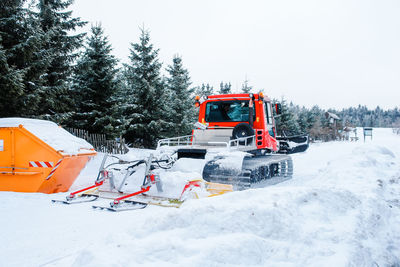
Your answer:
273;100;400;141
1;0;399;147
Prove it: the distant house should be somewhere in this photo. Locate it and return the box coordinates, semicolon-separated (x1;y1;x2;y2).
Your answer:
325;112;341;140
325;112;340;124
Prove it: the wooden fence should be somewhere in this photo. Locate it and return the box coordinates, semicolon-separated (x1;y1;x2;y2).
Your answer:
66;128;129;154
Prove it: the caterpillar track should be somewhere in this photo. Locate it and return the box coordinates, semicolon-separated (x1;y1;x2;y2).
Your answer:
202;154;293;190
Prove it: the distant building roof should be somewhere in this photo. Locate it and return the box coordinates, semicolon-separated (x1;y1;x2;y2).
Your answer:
325;112;340;120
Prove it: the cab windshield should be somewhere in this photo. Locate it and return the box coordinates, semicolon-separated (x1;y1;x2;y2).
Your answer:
205;100;255;122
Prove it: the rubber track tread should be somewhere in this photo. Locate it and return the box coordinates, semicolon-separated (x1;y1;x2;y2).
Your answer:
203;154;293;190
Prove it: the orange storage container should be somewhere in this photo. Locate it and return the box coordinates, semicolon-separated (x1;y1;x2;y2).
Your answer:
0;118;97;194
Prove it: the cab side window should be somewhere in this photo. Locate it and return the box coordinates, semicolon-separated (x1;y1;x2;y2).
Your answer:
265;102;274;124
264;102;275;137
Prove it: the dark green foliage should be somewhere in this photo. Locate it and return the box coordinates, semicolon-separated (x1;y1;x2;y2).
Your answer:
218;81;231;94
165;55;194;136
0;0;27;63
0;0;25;116
36;0;86;120
0;0;85;120
194;83;214;97
122;28;169;147
274;98;300;136
0;0;48;116
0;41;24;116
241;79;252;93
70;24;120;138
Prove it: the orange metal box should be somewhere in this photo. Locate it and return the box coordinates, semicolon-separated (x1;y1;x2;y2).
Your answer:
0;118;96;193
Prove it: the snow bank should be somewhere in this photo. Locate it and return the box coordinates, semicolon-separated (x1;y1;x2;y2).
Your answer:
0;128;399;266
0;118;93;155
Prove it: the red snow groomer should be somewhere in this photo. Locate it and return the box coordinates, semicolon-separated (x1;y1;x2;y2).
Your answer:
158;92;309;189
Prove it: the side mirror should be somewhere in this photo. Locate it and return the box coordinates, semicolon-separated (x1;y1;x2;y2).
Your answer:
275;103;282;115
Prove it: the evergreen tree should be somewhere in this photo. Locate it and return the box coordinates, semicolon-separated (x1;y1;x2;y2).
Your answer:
0;1;25;116
71;24;120;138
297;107;308;134
0;0;27;70
0;0;48;116
0;40;24;116
241;79;252;93
36;0;86;120
307;105;322;130
112;69;136;136
274;97;300;136
218;81;231;94
194;83;214;96
123;28;168;147
165;55;194;136
21;4;52;116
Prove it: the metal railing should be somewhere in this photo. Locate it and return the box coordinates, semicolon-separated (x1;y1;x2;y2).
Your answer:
157;135;194;149
156;134;256;150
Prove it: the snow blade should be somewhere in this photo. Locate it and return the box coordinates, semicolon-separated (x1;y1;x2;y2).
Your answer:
277;134;309;154
52;194;99;204
92;200;147;212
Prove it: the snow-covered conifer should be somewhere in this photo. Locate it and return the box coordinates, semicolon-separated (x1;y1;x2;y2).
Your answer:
122;27;168;147
241;79;253;93
218;81;232;94
194;83;214;97
36;0;86;121
70;24;120;138
274;97;300;136
165;55;195;136
0;0;49;116
0;41;24;116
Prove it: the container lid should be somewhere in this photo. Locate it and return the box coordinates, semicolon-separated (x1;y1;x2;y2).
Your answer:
0;118;94;155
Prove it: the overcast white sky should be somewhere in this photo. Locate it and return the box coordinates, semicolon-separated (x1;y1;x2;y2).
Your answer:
71;0;400;110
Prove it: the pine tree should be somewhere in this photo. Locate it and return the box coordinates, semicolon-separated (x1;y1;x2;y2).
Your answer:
218;81;231;94
123;28;168;147
21;5;52;116
241;79;252;93
111;70;131;135
306;106;323;140
0;40;24;116
165;55;194;136
36;0;86;121
0;0;27;68
274;97;300;136
194;83;214;97
0;0;48;116
307;106;322;129
71;24;120;138
297;107;308;134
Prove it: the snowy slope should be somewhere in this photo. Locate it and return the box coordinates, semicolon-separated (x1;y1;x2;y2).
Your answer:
0;128;399;266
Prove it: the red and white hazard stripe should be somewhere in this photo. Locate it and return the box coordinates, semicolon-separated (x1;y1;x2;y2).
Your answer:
45;159;63;180
29;161;54;168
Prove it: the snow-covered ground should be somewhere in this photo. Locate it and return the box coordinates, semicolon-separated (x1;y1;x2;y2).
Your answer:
1;128;399;266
